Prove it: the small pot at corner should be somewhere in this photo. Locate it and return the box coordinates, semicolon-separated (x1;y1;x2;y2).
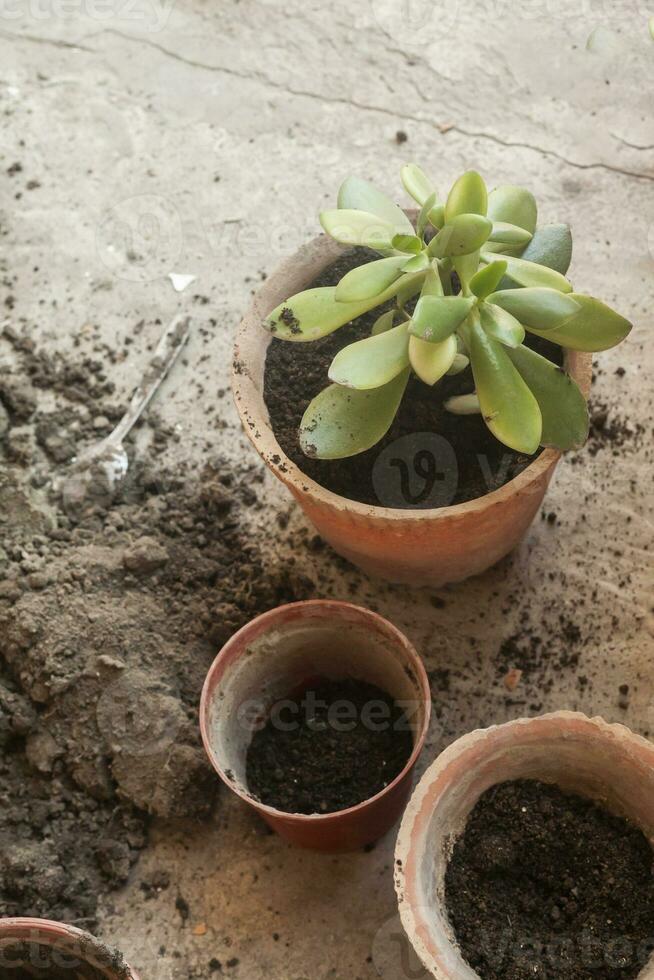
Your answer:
394;712;654;980
200;599;431;852
232;218;593;587
0;918;140;979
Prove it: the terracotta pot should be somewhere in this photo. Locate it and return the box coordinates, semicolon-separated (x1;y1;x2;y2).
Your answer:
0;917;140;978
395;712;654;980
233;226;592;586
200;599;431;852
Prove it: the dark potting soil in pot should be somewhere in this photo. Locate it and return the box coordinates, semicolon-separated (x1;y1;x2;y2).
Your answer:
444;779;654;980
245;678;414;814
1;964;106;979
0;940;127;978
264;249;564;508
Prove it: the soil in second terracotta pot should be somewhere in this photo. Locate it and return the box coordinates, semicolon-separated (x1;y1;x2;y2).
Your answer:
264;249;564;508
444;779;654;980
245;678;414;814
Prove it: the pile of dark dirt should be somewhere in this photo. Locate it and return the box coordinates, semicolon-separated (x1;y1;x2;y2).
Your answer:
0;325;314;923
246;678;414;814
445;779;654;980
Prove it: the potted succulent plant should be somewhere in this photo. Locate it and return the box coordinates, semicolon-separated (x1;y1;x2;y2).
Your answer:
233;165;631;585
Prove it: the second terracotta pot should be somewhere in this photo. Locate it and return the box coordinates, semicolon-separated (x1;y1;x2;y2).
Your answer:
0;917;139;978
233;227;592;586
200;600;431;852
395;712;654;980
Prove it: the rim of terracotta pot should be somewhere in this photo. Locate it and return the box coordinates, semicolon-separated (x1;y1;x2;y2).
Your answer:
0;917;140;979
199;599;432;826
394;711;654;980
233;222;593;522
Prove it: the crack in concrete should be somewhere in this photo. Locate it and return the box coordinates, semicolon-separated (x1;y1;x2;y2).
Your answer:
610;132;654;152
86;30;654;185
447;126;654;184
0;26;92;51
3;26;653;185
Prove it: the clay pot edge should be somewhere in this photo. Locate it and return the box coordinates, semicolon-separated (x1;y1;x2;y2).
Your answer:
394;711;654;980
199;599;432;826
0;917;140;980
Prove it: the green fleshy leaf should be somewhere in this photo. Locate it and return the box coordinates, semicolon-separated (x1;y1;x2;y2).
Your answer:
420;265;445;298
265;273;422;342
470;260;507;299
299;371;409;459
467;319;542;453
445;171;488;221
497;223;573;290
409;295;475;343
392;233;422;254
320;209;397;250
402;252;430;273
401;163;436;206
446;353;470;375
488;221;533;246
487;185;537;234
444;393;480;414
483;252;572;291
337;176;414;235
479;303;525;348
526;294;632;352
395;271;427;311
408;334;457;386
452;251;481;290
335;255;408;302
429;214;492;258
429;203;445;229
417;192;437;238
488;288;580;331
329;322;409;389
506;345;589;450
371;310;395;336
518;223;572;274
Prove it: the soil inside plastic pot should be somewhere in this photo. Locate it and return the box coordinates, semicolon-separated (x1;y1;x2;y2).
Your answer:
264;249;564;508
245;677;414;814
444;779;654;980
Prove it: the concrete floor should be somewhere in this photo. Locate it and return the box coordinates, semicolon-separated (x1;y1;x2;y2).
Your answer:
1;1;654;977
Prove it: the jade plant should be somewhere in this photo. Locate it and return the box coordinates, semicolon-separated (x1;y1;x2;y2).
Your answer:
264;166;631;459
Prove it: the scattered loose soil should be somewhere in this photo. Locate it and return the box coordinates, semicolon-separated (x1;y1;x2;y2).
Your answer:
264;248;563;508
585;400;645;458
445;779;654;980
246;678;414;814
0;325;313;923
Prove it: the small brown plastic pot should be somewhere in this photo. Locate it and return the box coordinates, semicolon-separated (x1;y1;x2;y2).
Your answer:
232;224;592;587
200;599;431;852
0;917;139;978
395;712;654;980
